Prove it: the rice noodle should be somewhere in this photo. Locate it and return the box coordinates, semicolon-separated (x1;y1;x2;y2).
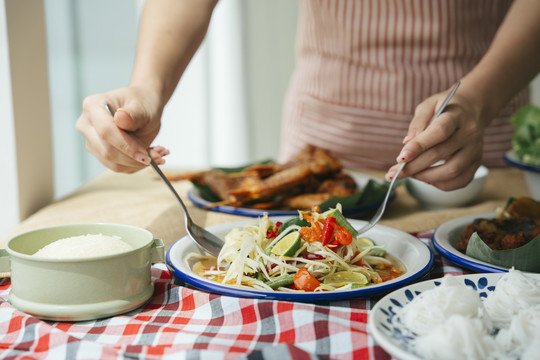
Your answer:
400;275;486;336
398;269;540;360
483;268;540;328
495;305;540;359
414;315;501;360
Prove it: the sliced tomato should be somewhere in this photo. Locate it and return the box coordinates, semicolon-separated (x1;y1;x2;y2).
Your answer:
333;225;353;245
293;267;321;292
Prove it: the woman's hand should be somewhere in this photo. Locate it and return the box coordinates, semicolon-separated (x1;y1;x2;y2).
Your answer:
76;86;168;173
76;0;218;173
385;89;487;190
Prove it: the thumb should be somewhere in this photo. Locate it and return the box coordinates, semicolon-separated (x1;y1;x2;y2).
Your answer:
113;108;138;131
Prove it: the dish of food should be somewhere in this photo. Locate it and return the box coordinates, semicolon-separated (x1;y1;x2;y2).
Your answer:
166;213;433;301
504;150;540;200
170;145;395;217
369;270;540;360
504;149;540;173
433;197;540;273
187;171;395;217
433;212;507;273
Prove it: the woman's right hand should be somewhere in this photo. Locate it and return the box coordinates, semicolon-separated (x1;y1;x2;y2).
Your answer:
76;86;168;173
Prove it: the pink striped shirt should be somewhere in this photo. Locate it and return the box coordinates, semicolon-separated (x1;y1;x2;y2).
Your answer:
279;0;530;170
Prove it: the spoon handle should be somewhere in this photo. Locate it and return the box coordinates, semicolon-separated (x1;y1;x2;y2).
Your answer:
104;104;192;223
431;81;460;122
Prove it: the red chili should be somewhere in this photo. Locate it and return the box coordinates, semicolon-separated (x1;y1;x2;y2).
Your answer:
266;221;283;239
301;253;325;260
321;216;336;246
327;238;339;250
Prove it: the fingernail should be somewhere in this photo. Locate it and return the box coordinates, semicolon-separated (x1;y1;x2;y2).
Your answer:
385;170;396;182
396;150;413;163
402;130;417;144
156;158;165;165
116;108;133;119
135;152;150;165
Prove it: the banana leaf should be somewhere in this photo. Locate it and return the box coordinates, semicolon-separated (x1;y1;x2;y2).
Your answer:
317;179;404;211
465;232;540;272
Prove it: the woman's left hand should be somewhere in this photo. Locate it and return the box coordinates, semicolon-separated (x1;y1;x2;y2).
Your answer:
384;89;487;191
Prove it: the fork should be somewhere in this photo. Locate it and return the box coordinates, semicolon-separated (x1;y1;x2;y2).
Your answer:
354;81;461;236
105;105;224;256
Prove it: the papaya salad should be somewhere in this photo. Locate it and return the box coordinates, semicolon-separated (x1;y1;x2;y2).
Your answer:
189;206;405;292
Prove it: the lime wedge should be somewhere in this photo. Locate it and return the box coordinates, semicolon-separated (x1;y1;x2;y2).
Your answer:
357;237;375;247
271;231;301;257
323;271;368;287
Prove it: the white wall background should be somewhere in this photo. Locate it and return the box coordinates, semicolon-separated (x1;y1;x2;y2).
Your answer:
0;0;298;237
0;1;18;234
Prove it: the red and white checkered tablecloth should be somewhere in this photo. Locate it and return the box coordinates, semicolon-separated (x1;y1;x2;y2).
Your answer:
0;233;470;360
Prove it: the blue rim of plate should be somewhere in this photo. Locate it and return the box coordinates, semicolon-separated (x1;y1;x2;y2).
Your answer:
431;213;507;273
187;188;396;217
503;150;540;173
165;217;434;302
166;248;433;302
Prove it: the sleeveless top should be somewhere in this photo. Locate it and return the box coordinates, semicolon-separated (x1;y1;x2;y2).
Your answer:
279;0;530;170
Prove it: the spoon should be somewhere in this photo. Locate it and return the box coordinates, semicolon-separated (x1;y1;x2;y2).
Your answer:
105;105;224;256
355;81;461;236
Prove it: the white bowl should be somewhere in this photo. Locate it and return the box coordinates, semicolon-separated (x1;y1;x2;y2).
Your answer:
406;165;488;209
504;151;540;200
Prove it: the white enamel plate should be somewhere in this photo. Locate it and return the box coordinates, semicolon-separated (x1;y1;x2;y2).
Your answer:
166;217;433;301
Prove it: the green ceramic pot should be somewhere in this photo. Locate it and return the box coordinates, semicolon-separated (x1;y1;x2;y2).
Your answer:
0;223;164;321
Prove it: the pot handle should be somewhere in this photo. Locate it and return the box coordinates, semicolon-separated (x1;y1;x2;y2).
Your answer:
0;249;10;273
150;238;165;263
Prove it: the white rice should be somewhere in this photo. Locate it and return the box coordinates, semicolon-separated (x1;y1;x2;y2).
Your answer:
33;234;132;259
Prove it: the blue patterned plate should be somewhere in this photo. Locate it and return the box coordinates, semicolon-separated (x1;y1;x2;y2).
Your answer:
369;273;540;360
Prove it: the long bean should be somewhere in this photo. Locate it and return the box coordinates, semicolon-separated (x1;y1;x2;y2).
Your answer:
265;274;295;289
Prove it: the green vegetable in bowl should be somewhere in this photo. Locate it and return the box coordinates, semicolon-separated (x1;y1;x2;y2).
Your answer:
511;104;540;166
